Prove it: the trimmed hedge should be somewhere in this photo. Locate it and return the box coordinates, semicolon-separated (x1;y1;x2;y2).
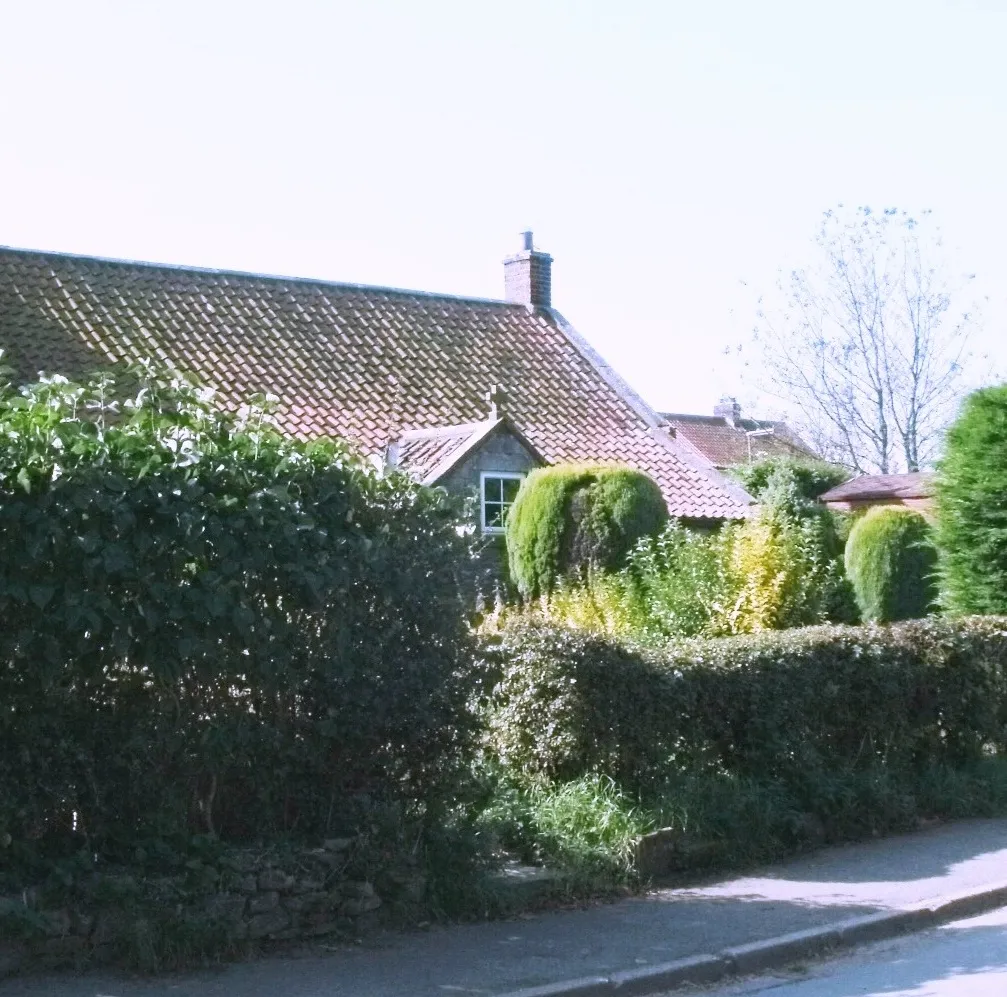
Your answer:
0;371;476;871
480;618;1007;796
845;506;937;622
506;464;667;599
937;384;1007;614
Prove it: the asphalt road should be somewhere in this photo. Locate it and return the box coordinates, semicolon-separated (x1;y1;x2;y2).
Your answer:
695;903;1007;997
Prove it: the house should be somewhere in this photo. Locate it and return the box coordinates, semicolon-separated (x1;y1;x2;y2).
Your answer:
818;472;935;517
0;234;752;534
661;398;819;470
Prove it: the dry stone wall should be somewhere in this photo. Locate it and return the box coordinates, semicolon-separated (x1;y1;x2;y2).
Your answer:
0;837;414;976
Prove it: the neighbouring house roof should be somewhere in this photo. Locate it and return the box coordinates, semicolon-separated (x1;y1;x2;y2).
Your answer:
390;417;543;486
661;411;818;469
0;246;753;520
819;472;936;505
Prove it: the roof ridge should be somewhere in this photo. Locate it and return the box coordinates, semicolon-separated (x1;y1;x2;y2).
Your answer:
547;308;753;513
0;243;521;308
663;413;728;424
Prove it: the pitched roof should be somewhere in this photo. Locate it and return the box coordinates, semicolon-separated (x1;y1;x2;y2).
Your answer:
392;417;543;486
661;412;818;468
819;472;935;504
0;246;753;519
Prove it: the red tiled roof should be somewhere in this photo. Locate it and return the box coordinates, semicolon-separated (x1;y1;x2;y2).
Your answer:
820;472;935;503
0;247;752;519
662;413;817;468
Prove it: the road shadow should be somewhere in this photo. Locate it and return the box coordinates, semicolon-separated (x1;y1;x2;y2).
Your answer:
750;910;1007;996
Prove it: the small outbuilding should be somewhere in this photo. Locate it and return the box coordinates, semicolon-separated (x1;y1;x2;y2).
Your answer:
818;472;935;516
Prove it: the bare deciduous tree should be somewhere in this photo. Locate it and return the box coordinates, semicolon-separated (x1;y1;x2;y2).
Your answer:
755;206;978;473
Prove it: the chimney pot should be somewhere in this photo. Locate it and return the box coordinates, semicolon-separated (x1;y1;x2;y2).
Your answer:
714;396;742;427
504;232;553;309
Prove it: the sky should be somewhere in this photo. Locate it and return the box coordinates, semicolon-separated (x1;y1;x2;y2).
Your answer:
1;0;1005;419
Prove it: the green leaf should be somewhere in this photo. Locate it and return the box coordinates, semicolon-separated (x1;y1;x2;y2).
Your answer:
29;584;55;609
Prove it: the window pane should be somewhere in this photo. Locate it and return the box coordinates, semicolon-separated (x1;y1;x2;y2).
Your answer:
483;476;524;531
502;477;522;502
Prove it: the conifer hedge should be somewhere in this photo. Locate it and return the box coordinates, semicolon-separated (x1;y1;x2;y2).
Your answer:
505;465;667;599
936;385;1007;614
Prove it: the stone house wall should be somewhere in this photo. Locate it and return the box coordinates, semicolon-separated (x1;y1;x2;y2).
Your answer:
439;428;541;608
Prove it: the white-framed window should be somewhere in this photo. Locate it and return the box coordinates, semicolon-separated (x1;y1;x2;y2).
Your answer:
480;472;524;534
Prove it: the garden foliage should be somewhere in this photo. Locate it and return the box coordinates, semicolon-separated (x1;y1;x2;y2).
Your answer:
480;616;1007;839
936;385;1007;614
504;465;856;641
0;368;476;869
845;506;937;622
729;456;850;502
505;464;667;599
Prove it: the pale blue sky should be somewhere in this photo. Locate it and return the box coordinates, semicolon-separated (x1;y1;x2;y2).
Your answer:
1;0;1004;417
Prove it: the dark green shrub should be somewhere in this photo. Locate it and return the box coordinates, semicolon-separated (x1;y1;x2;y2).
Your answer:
505;464;667;598
845;506;937;622
936;384;1007;614
0;370;477;873
730;456;851;502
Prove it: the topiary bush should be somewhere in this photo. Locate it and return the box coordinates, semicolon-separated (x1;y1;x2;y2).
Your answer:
845;506;937;622
505;464;667;599
936;384;1007;614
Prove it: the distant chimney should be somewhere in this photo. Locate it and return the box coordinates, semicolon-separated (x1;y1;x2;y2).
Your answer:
503;230;552;308
714;396;742;427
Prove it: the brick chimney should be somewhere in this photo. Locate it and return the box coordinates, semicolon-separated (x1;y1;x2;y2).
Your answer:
503;230;552;308
714;396;742;427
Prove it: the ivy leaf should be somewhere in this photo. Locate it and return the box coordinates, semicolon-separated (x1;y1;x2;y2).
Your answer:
16;467;31;494
29;584;55;609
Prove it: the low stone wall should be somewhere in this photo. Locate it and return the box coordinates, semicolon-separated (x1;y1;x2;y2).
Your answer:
0;837;420;975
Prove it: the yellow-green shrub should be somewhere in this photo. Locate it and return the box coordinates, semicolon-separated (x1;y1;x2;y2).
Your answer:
505;465;667;599
846;506;938;622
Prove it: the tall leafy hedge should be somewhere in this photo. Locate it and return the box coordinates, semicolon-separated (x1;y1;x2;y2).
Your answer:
845;506;937;622
936;384;1007;614
505;464;667;599
0;369;476;864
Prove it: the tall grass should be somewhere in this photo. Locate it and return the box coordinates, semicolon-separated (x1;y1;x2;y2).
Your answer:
477;775;653;888
472;759;1007;890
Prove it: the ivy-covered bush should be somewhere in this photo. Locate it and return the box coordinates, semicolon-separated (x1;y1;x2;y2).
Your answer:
845;506;937;622
505;464;667;599
0;368;476;870
936;384;1007;614
480;616;1007;797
